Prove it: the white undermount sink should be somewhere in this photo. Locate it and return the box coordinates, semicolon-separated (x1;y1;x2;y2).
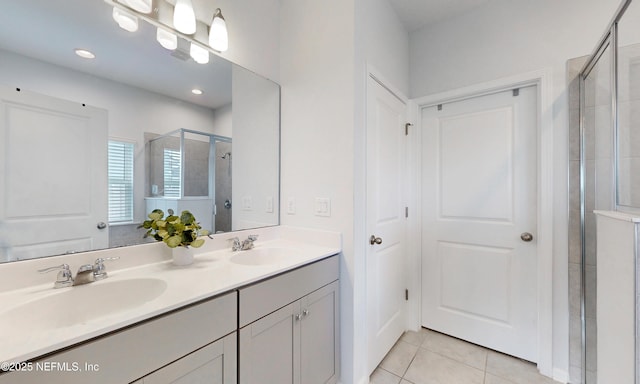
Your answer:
2;278;167;330
229;247;300;266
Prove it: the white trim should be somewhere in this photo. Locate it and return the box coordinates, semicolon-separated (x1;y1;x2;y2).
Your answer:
412;68;555;377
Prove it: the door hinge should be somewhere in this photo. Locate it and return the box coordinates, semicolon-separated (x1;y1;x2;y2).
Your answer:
405;207;409;218
437;104;443;111
405;289;409;301
513;88;520;97
405;123;412;136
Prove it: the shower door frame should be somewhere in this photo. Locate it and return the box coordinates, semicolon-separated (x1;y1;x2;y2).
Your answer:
577;0;636;382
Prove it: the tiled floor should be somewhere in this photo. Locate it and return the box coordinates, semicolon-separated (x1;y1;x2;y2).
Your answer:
370;328;561;384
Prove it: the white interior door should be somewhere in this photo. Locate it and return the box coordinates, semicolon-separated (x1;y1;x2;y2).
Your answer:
0;86;108;261
420;86;538;362
366;75;408;373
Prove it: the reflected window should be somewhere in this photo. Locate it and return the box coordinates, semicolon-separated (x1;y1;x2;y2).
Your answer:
163;148;181;197
108;140;134;223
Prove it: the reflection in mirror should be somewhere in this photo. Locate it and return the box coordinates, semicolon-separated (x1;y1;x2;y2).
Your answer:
0;0;280;263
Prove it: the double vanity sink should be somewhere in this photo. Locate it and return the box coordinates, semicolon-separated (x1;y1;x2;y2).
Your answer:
0;226;341;368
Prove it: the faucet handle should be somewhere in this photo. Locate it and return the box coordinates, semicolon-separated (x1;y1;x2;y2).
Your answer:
229;237;241;251
247;234;259;241
93;256;120;280
38;264;74;289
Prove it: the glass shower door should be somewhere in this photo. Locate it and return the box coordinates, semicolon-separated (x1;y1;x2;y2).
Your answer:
581;38;614;384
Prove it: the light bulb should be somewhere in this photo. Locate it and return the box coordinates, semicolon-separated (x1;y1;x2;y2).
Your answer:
208;8;228;52
156;28;177;50
122;0;152;14
173;0;196;35
190;43;209;64
112;7;139;32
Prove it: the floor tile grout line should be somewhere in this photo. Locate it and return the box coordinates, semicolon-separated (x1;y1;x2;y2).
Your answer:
416;343;488;374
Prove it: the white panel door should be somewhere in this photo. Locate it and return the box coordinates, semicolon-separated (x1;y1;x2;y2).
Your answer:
421;86;538;362
366;75;408;373
0;86;108;261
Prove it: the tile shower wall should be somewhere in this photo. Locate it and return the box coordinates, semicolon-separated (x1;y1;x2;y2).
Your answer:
568;42;640;384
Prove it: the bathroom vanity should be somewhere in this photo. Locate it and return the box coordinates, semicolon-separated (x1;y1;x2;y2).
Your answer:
0;227;340;384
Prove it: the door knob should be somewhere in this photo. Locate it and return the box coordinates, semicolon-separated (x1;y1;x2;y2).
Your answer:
97;222;107;230
520;232;534;242
370;235;383;245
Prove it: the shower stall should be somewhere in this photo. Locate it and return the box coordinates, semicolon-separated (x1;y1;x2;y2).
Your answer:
145;129;232;233
575;0;640;382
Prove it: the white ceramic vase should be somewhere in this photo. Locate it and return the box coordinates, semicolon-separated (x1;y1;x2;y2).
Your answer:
172;246;194;266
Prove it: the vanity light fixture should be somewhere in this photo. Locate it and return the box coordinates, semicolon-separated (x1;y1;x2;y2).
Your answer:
121;0;152;14
173;0;196;35
208;8;228;52
156;28;178;50
74;49;96;59
191;89;203;95
189;43;209;64
112;7;139;32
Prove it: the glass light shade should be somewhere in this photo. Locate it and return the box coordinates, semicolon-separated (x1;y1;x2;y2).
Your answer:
208;9;228;52
122;0;152;14
74;49;96;59
173;0;196;35
190;43;209;64
156;28;177;50
112;7;139;32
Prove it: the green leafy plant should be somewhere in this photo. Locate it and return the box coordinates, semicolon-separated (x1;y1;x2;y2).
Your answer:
139;209;209;248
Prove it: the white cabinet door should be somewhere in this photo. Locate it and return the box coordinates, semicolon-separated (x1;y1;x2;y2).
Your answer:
142;332;237;384
239;281;340;384
240;302;298;384
300;281;339;384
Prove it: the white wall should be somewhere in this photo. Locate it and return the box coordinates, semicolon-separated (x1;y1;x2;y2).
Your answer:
280;1;409;383
409;0;620;380
231;65;280;230
0;49;225;223
212;0;281;83
279;0;358;382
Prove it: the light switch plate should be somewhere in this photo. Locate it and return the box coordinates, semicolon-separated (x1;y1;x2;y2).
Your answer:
287;197;296;215
242;196;252;211
315;197;331;217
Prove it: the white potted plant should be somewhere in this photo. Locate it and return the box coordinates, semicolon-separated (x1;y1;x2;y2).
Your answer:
139;209;209;265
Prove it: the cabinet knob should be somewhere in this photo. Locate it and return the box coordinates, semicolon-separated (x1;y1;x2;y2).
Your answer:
302;309;309;317
295;314;302;321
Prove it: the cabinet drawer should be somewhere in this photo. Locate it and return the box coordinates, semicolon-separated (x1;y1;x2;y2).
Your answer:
239;255;339;327
0;291;237;384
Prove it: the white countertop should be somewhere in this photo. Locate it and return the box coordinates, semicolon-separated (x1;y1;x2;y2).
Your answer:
0;226;341;363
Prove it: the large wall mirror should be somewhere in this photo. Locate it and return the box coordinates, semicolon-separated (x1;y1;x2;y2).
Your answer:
0;0;280;263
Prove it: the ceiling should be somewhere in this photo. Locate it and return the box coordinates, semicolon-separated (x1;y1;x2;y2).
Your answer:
0;0;232;109
0;0;491;107
388;0;494;32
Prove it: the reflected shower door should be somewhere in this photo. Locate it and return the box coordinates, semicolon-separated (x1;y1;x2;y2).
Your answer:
214;140;232;233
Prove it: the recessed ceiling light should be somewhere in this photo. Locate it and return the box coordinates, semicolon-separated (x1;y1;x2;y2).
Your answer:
191;89;204;95
75;49;96;59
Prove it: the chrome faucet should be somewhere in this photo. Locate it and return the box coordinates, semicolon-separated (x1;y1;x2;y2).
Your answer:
230;235;259;251
39;257;120;289
38;264;74;288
